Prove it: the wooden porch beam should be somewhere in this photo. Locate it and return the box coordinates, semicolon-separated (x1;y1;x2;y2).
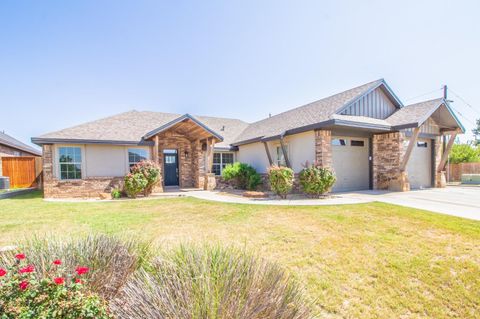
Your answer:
400;127;420;172
437;131;458;172
263;142;273;166
279;136;291;168
206;137;215;173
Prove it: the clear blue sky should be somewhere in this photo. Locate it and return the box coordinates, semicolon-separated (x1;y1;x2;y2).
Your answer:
1;0;479;148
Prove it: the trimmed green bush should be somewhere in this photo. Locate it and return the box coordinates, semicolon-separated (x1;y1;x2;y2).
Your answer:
268;166;294;199
110;245;312;319
222;162;262;190
299;164;336;198
111;188;122;199
130;161;161;196
124;173;148;198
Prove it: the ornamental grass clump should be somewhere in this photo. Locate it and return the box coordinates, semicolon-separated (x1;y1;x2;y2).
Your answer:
110;244;312;319
268;165;294;199
299;163;336;198
0;234;151;301
0;252;111;319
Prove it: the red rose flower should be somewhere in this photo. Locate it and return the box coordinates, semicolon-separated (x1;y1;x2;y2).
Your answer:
54;277;65;285
75;266;89;275
19;281;29;290
19;265;35;274
53;259;62;265
74;278;83;284
15;253;26;260
0;268;6;277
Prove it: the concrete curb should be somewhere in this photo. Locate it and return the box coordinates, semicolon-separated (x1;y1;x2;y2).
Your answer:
0;188;36;200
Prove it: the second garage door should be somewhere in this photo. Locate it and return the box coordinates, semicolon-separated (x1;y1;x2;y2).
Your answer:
331;136;370;192
406;138;432;189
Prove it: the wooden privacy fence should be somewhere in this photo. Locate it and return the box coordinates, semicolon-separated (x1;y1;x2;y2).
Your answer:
1;157;40;188
447;162;480;182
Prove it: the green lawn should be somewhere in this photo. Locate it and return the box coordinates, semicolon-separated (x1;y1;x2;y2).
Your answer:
1;191;479;318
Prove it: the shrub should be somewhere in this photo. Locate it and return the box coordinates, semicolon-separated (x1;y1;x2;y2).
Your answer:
110;244;311;319
0;253;111;318
111;188;122;199
130;161;161;196
124;173;148;198
299;163;336;198
222;162;262;190
268;166;294;199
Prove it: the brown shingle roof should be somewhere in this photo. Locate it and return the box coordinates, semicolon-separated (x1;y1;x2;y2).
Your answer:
35;111;249;149
232;79;386;144
0;131;41;156
385;98;443;128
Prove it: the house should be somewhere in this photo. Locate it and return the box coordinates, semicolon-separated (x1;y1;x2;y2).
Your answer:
1;131;42;188
32;79;464;198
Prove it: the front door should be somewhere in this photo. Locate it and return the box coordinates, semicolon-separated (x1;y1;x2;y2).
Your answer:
163;149;179;186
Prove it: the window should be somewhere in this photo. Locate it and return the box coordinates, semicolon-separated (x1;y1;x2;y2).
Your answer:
128;149;149;168
351;140;365;147
332;138;347;146
417;141;428;148
212;152;234;175
276;145;288;166
58;147;82;180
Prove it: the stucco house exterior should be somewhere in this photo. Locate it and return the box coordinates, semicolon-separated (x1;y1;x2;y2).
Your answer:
32;79;464;198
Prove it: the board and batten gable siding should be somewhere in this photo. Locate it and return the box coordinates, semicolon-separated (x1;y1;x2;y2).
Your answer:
403;117;441;136
236;131;315;173
341;87;397;119
52;144;151;179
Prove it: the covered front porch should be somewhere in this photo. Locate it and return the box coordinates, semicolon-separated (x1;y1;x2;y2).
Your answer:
144;114;223;192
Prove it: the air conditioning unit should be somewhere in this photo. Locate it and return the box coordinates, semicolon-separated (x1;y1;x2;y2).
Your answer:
0;176;10;190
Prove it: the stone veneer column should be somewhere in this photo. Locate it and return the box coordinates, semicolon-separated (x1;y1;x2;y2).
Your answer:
42;144;54;198
372;132;409;191
314;129;332;168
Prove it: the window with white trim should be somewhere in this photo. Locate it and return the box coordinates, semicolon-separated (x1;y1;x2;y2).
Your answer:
332;138;347;146
58;147;82;180
128;149;149;168
212;152;234;175
275;145;288;167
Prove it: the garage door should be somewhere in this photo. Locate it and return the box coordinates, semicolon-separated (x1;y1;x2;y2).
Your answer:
407;138;432;189
331;137;370;192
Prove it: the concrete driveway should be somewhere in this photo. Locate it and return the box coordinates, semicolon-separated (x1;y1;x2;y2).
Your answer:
345;186;480;221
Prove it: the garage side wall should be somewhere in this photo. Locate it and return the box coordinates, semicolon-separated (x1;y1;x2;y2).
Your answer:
372;132;405;190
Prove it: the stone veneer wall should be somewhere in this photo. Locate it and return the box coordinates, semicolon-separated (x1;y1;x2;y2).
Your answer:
433;136;445;187
372;132;406;190
314;129;332;168
42;144;123;198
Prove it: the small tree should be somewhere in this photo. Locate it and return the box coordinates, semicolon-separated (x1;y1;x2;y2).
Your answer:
130;160;161;196
472;118;480;146
268;166;294;199
449;143;480;164
222;162;262;190
299;163;336;198
124;173;148;198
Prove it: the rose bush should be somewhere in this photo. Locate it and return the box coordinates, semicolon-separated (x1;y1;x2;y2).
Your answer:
130;160;161;196
0;253;110;319
124;173;148;198
268;165;294;199
299;163;336;198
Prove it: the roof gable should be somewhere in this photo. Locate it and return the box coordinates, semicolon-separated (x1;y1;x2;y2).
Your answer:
0;131;41;156
338;85;400;119
233;79;389;144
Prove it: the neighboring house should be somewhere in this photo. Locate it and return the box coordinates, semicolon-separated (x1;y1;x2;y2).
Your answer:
1;131;42;188
32;79;464;198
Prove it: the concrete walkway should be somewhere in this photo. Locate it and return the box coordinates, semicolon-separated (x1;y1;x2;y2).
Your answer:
186;186;480;221
188;190;372;206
